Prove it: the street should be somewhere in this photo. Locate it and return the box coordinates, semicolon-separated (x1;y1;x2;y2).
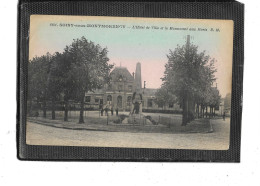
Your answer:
26;118;230;150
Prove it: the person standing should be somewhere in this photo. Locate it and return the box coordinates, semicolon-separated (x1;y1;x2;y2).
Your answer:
223;111;226;121
111;106;114;116
101;107;104;116
105;106;108;116
116;107;119;116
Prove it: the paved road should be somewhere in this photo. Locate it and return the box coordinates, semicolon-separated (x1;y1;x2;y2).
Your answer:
26;118;230;150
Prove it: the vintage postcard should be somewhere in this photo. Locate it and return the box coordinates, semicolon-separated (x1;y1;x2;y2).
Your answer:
26;15;233;150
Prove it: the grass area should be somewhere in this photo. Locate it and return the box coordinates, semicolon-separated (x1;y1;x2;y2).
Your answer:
28;112;211;134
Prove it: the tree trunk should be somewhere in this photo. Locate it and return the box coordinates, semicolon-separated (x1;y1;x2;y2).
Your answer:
196;104;199;118
64;100;68;121
205;106;208;118
43;100;47;118
187;96;195;123
182;93;188;126
200;105;203;118
51;101;55;120
79;94;85;124
52;110;55;120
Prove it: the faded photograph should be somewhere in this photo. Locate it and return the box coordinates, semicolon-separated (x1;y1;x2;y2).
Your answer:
26;15;233;150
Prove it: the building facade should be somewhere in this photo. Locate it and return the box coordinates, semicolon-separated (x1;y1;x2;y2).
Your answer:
85;63;181;112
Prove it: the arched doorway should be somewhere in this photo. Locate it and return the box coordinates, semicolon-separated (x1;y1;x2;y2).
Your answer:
126;96;132;111
117;96;122;108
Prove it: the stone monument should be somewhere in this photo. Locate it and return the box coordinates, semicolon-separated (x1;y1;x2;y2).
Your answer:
131;62;143;115
128;62;147;125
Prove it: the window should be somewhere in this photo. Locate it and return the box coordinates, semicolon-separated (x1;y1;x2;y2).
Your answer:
85;96;91;102
128;85;132;92
158;103;164;108
107;84;112;90
118;75;123;82
118;85;123;91
169;102;174;108
148;99;153;107
95;99;99;103
107;95;112;101
127;96;132;106
117;96;122;108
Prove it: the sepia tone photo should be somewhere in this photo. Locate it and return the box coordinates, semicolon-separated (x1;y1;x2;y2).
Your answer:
26;15;233;150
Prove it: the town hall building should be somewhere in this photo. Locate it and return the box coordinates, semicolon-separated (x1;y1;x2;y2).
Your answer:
84;62;180;112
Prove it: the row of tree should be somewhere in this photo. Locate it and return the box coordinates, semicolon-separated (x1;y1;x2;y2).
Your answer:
155;35;221;126
28;35;221;126
28;37;113;123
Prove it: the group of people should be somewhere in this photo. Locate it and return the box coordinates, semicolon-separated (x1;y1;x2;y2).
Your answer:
100;105;119;116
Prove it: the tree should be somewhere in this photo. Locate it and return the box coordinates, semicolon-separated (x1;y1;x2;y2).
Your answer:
154;85;176;110
206;86;221;118
224;93;231;111
59;48;78;121
28;53;52;117
66;37;113;123
46;52;65;120
162;35;217;125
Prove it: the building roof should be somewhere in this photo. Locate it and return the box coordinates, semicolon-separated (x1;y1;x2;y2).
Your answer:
110;67;134;82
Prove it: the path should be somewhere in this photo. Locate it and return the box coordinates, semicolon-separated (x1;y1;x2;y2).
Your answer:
26;118;230;150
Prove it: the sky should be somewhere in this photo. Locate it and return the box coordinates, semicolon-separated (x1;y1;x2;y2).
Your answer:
29;15;233;97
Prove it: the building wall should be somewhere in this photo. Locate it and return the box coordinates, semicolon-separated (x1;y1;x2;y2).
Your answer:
103;92;133;111
85;92;181;112
84;65;182;112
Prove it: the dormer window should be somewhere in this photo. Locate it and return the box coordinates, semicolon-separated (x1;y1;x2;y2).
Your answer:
108;84;112;90
118;75;123;82
118;85;123;91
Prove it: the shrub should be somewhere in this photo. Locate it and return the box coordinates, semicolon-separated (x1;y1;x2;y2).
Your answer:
142;109;182;114
113;114;128;124
144;115;158;125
